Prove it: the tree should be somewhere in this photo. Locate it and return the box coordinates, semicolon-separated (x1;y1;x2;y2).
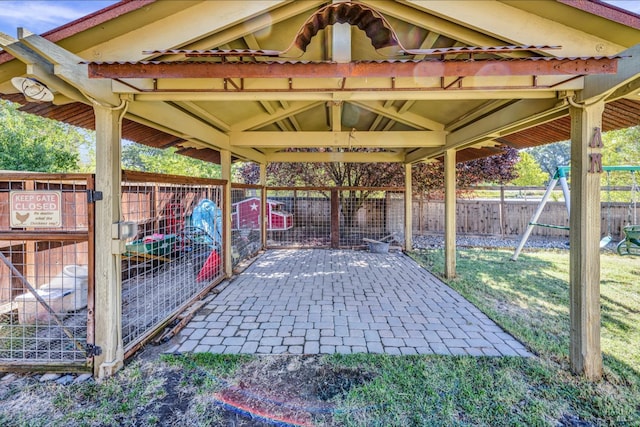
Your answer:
511;151;548;186
121;143;221;178
0;100;86;172
236;147;518;225
526;140;570;177
602;126;640;166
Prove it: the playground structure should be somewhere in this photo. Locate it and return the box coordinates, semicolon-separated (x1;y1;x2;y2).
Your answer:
617;225;640;256
512;165;639;260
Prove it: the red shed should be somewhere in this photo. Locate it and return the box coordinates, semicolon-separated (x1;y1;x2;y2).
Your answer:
231;197;293;231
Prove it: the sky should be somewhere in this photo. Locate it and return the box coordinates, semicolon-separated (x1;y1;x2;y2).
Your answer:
0;0;639;39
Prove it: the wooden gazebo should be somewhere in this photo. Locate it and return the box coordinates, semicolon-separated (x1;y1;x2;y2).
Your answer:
1;0;640;379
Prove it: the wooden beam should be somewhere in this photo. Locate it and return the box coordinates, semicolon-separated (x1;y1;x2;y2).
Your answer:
0;32;87;102
445;99;515;132
178;101;231;132
231;101;321;131
93;104;124;378
84;1;290;62
147;1;325;61
265;151;405;163
230;131;445;148
331;101;342;132
428;98;566;157
580;43;640;101
89;57;618;79
132;89;560;102
125;102;265;163
444;148;456;279
404;0;625;57
19;30;119;106
368;0;538;58
332;0;351;63
351;100;445;131
569;100;604;380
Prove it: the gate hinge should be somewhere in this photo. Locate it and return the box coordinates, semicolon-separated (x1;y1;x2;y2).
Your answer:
85;344;102;358
87;190;103;203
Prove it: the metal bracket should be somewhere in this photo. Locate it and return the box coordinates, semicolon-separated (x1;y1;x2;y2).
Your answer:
85;344;102;358
87;190;103;203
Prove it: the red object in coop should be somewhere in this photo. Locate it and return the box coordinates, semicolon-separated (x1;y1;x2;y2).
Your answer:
231;197;293;231
196;250;221;282
164;203;184;236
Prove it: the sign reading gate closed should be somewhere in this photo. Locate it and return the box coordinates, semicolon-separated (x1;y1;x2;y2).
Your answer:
10;191;62;228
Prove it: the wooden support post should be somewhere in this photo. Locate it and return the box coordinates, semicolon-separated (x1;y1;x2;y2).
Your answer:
500;186;506;238
331;190;340;248
404;163;413;251
260;163;267;250
444;149;457;279
569;100;604;380
221;150;233;277
93;105;124;378
331;0;351;63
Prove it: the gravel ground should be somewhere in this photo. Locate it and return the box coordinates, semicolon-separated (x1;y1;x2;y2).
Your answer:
411;234;618;252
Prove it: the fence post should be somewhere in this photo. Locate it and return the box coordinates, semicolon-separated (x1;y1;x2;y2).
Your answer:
404;163;413;250
500;185;506;238
260;164;267;249
444;149;456;279
221;150;233;278
93;105;124;378
331;190;340;248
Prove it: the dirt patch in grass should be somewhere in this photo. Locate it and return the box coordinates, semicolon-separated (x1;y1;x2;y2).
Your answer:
207;355;377;426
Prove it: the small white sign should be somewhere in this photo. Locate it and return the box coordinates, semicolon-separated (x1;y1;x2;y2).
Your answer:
10;190;62;228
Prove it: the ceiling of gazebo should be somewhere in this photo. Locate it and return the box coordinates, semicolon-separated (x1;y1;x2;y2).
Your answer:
1;0;640;165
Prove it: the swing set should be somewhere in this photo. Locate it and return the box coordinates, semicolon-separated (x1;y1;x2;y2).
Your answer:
511;165;640;260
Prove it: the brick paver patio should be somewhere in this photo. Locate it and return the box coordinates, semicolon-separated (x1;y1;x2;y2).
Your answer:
169;249;531;357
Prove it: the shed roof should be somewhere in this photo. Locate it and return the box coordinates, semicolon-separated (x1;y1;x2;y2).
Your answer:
1;0;639;165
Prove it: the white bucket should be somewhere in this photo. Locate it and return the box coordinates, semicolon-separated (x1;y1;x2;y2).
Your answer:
14;288;74;324
41;264;88;311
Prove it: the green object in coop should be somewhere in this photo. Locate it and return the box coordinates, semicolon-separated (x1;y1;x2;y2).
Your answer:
126;234;177;256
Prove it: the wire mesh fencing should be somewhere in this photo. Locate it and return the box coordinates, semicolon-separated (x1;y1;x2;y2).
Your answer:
265;188;405;249
120;171;225;351
231;185;263;268
0;174;93;369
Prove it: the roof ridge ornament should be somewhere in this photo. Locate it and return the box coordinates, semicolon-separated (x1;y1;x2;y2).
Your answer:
280;1;403;58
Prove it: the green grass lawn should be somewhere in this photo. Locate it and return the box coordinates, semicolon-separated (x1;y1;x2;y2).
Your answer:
1;248;638;426
321;249;640;426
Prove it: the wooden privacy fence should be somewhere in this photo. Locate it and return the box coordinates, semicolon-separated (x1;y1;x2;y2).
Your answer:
413;191;639;240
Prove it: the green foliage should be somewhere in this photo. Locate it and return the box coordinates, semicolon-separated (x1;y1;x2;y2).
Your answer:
511;151;549;186
121;143;221;178
0;100;86;172
235;147;519;194
527;140;571;177
602;126;640;166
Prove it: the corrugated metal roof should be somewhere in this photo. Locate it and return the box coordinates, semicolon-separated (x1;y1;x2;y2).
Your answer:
401;45;562;55
84;55;623;66
142;49;282;57
141;45;564;58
